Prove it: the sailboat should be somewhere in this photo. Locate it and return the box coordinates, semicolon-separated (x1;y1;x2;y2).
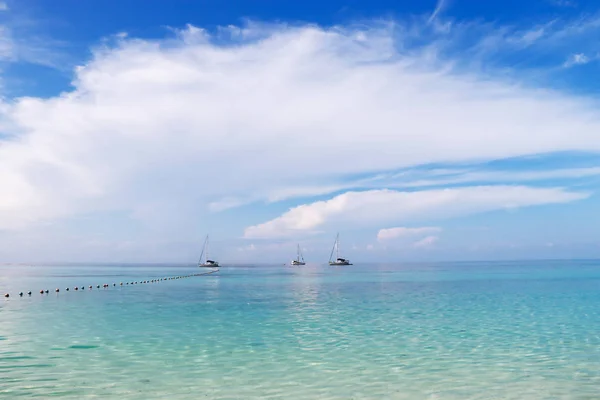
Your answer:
198;235;220;268
291;244;306;266
328;233;352;265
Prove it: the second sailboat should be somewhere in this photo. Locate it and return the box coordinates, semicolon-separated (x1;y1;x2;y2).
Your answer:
328;233;352;265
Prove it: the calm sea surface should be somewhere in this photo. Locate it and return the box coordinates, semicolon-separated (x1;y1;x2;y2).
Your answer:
1;261;600;399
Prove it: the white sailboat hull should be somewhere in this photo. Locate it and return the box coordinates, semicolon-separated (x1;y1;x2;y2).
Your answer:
198;262;219;268
291;261;306;266
329;261;352;266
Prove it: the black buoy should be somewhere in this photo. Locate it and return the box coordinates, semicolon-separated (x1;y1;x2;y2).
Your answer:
89;286;92;289
75;287;79;291
4;293;9;298
96;285;100;289
40;290;44;294
27;291;31;295
120;282;123;286
45;290;49;294
19;292;23;297
55;288;59;293
66;288;69;291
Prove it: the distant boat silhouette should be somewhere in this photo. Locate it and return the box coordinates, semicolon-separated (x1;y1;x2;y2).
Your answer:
291;244;306;266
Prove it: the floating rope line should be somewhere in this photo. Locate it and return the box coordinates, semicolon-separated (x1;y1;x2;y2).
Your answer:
3;269;218;300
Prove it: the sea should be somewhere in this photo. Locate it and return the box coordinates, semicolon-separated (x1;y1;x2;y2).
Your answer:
1;260;599;399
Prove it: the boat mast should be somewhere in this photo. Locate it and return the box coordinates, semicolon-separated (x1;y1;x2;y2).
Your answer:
198;235;208;266
329;233;340;262
205;235;209;262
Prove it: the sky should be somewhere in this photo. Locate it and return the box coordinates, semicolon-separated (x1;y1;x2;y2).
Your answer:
1;0;600;263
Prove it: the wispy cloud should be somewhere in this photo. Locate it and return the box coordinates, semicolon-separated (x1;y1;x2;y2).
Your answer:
211;166;600;211
563;52;597;67
427;0;448;25
413;235;439;248
377;227;442;241
423;13;600;74
387;167;600;189
0;10;73;70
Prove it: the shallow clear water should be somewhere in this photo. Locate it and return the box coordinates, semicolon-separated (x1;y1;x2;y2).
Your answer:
1;261;600;399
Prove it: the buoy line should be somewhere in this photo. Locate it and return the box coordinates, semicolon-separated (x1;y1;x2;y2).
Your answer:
3;269;219;299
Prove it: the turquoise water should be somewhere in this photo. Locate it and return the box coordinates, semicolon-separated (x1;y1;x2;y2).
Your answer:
1;261;600;399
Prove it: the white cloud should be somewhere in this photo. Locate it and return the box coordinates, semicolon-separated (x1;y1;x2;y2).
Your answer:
0;21;599;241
563;52;591;67
413;235;439;248
208;184;350;212
237;243;256;252
208;197;254;212
377;226;442;241
549;0;576;7
244;186;587;238
0;2;7;11
519;28;546;45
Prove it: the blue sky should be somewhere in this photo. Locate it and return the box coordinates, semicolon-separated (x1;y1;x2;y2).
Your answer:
1;0;600;263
